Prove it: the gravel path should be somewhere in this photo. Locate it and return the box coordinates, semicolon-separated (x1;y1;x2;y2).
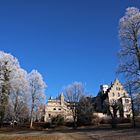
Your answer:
0;128;140;140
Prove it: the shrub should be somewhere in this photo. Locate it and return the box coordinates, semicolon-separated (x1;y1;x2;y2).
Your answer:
100;118;112;124
51;115;64;126
77;114;93;126
65;122;74;127
117;118;131;123
32;122;51;129
135;116;140;122
92;115;102;125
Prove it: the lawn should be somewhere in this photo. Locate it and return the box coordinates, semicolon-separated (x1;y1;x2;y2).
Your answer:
0;127;140;140
0;134;140;140
0;135;73;140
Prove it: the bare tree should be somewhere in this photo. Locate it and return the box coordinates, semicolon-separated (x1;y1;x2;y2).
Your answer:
118;7;140;92
118;7;140;128
77;96;94;126
133;93;140;115
64;82;84;128
35;104;46;122
104;99;122;128
28;70;46;128
124;81;136;127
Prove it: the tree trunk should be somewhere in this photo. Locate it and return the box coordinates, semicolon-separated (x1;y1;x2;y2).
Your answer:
0;110;4;128
30;108;33;128
14;92;18;123
130;94;136;128
73;116;77;129
30;96;34;128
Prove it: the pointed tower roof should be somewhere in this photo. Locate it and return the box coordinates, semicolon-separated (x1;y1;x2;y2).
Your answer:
111;79;120;86
59;92;64;99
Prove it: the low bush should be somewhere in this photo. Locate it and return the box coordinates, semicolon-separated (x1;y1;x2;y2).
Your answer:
100;118;112;124
100;117;131;124
65;122;74;127
135;116;140;122
51;115;64;126
32;122;51;129
117;118;131;123
91;115;102;125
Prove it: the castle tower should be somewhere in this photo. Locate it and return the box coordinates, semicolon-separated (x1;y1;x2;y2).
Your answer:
60;92;64;106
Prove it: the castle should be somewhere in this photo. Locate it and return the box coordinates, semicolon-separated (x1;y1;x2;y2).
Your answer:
93;79;132;118
44;79;132;122
44;93;73;122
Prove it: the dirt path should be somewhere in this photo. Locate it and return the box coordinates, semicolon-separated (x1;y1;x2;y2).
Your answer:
0;130;93;140
0;128;140;140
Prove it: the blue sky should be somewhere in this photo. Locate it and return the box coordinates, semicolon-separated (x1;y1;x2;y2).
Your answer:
0;0;140;98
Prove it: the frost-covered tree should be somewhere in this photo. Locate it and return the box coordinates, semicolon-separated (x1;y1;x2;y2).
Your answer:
0;51;47;127
28;70;46;128
64;82;84;128
9;68;29;123
118;7;140;92
0;51;19;126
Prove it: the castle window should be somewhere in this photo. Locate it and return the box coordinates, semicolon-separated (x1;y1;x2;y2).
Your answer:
53;108;56;110
123;93;125;96
124;106;130;112
116;87;120;90
70;107;73;110
125;99;129;103
112;93;115;97
49;114;51;117
59;108;61;110
118;93;120;97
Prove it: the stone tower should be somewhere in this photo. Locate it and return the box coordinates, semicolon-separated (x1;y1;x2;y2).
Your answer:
60;92;64;106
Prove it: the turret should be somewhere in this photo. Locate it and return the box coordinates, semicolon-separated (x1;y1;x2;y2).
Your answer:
100;84;109;94
60;92;64;106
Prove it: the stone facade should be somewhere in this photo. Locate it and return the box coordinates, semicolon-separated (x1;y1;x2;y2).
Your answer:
95;79;132;118
44;93;73;122
44;79;133;122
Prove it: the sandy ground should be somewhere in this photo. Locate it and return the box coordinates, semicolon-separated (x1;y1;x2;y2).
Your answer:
0;128;140;140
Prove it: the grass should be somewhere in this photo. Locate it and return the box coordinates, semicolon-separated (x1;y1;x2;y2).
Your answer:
1;135;140;140
0;135;73;140
100;136;140;140
1;126;140;140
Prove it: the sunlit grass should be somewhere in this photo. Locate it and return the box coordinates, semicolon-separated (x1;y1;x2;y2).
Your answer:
0;135;72;140
100;136;140;140
1;135;140;140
